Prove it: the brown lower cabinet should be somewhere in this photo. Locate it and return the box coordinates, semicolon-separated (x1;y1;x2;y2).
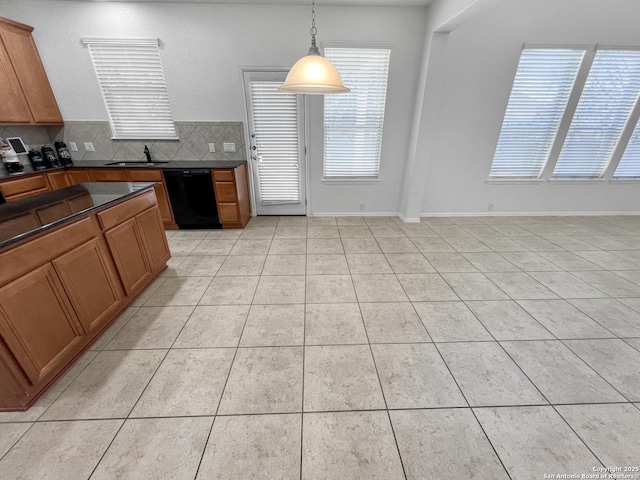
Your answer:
0;188;170;411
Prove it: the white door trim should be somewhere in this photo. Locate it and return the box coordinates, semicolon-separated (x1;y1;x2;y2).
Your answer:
240;67;308;216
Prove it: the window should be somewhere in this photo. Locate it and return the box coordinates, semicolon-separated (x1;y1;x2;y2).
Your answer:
489;49;585;177
614;119;640;177
489;47;640;180
323;47;391;179
553;50;640;177
82;38;178;140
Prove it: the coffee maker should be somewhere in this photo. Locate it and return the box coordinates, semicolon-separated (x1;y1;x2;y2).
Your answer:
0;137;26;174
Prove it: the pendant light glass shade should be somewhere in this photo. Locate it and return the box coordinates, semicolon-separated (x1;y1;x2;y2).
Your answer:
280;51;350;94
279;0;349;95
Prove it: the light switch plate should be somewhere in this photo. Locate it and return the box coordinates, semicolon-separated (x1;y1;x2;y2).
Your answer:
223;142;236;153
208;142;216;153
69;142;78;152
83;142;95;152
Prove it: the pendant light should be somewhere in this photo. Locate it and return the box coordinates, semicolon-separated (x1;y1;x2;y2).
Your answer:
279;0;350;94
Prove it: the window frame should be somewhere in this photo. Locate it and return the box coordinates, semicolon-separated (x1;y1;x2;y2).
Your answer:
82;37;178;141
321;43;392;183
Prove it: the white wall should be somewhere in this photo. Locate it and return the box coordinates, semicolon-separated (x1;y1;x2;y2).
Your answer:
0;0;427;215
421;0;640;215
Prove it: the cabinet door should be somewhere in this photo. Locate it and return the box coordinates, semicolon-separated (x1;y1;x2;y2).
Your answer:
136;207;170;272
47;171;70;190
53;238;123;334
104;217;152;295
66;170;92;185
0;36;30;123
0;263;84;384
0;23;62;124
153;184;174;225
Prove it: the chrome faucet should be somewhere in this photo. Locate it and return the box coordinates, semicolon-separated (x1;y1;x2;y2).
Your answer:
144;145;152;163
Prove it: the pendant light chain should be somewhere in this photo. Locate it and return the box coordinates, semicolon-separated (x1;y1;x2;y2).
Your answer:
310;0;318;50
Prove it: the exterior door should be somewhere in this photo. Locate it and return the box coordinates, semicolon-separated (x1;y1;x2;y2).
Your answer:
243;70;306;215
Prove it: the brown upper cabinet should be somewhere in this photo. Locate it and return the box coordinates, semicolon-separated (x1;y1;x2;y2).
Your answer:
0;17;63;125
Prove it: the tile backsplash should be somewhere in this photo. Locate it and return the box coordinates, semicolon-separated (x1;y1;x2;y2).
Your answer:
62;121;247;162
0;122;246;163
0;125;61;149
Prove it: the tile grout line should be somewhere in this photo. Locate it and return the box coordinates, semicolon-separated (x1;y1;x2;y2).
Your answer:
404;243;518;479
300;236;307;480
412;234;516;479
192;228;253;480
346;226;409;480
84;302;205;477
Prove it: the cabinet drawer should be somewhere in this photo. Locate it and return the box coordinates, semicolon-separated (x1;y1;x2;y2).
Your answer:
0;216;97;286
127;169;163;182
212;169;234;182
0;175;49;198
46;171;70;190
218;203;239;222
98;190;157;230
66;170;92;185
214;182;237;202
90;170;128;182
36;200;71;225
5;187;50;202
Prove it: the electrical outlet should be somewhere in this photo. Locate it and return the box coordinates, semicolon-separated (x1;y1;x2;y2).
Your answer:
69;142;78;152
83;142;95;152
488;203;494;211
223;142;236;153
208;143;216;153
359;202;366;211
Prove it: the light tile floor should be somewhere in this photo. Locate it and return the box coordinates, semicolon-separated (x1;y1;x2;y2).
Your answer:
1;215;640;479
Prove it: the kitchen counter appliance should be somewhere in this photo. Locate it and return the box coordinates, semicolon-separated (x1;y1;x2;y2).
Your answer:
163;168;221;229
1;137;26;174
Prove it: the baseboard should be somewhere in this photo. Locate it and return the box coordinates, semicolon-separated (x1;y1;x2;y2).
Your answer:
397;213;421;223
421;211;640;217
311;212;400;217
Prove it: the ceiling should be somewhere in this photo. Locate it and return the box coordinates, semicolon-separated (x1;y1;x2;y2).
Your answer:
66;0;434;6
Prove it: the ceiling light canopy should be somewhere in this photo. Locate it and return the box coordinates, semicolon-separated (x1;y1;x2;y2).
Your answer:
279;0;350;95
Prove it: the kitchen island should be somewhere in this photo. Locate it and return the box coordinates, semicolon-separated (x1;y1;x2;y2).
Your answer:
0;182;170;411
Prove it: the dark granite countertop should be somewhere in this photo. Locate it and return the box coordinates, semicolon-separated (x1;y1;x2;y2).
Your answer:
0;160;247;180
0;182;155;250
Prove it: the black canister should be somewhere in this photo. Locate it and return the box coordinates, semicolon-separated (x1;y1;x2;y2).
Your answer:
41;145;59;168
54;141;73;167
28;150;48;171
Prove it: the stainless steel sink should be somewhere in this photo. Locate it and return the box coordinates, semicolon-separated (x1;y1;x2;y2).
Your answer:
105;161;169;167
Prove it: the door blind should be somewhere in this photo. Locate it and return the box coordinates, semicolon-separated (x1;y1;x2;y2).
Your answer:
614;119;640;177
324;47;391;178
553;50;640;178
83;38;178;140
250;81;300;205
489;49;585;177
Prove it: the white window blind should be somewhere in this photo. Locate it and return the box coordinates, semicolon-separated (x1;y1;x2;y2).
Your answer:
324;47;391;178
553;50;640;178
82;38;178;140
250;81;300;205
489;49;585;177
614;119;640;177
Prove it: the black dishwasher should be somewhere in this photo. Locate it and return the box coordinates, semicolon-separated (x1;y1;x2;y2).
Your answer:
163;169;221;229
